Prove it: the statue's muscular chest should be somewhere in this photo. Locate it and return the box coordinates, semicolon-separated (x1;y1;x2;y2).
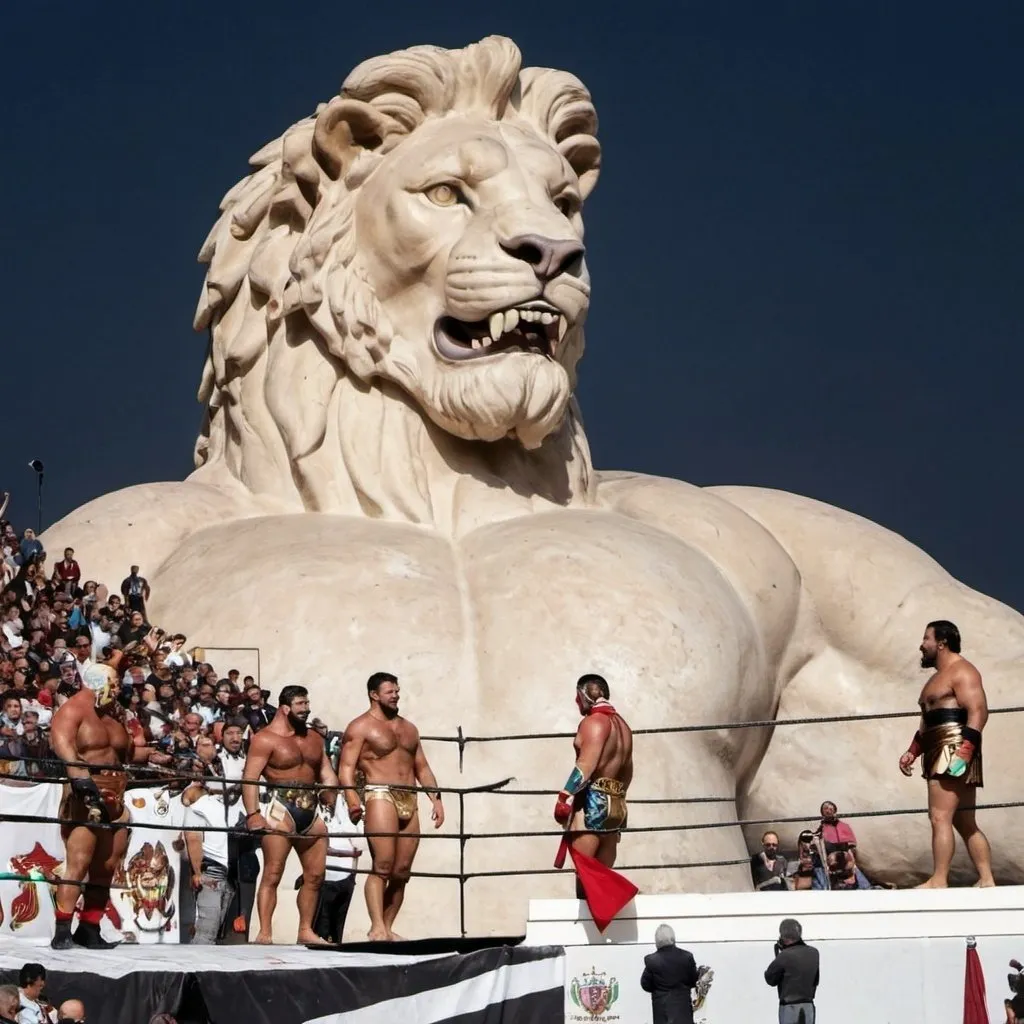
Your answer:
156;506;774;737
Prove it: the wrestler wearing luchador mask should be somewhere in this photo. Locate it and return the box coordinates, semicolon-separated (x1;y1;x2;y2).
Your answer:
899;620;996;888
49;639;156;949
554;675;634;896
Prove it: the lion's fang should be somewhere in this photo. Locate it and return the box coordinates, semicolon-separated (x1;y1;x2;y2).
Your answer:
488;312;504;344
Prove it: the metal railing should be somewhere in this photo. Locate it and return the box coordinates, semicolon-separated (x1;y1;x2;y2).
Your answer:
2;703;1022;937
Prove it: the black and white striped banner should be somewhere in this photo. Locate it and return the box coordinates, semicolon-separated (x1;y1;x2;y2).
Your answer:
201;945;565;1024
1;942;565;1024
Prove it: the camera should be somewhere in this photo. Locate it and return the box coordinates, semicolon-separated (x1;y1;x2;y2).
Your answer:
1009;959;1023;994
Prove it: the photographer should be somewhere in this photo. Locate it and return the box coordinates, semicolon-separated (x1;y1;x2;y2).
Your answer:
826;850;866;890
1006;959;1024;1023
789;830;827;891
764;918;819;1024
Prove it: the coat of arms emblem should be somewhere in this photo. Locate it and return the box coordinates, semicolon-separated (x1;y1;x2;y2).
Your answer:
570;968;620;1017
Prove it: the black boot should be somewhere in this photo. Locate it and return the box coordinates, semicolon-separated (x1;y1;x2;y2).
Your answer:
51;918;75;950
71;921;121;950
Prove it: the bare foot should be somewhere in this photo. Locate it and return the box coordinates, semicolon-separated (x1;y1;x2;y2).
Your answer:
914;879;948;889
253;933;274;944
367;927;389;942
973;879;997;888
298;931;330;945
388;931;405;942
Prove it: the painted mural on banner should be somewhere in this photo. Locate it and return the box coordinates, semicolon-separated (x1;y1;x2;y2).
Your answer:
565;935;1024;1023
0;781;63;940
0;782;185;945
104;786;185;944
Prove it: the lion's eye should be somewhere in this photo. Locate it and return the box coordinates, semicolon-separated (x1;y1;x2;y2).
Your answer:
554;193;580;217
425;183;462;207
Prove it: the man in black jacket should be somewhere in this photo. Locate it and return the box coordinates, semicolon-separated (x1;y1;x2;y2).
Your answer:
764;918;820;1024
640;923;699;1024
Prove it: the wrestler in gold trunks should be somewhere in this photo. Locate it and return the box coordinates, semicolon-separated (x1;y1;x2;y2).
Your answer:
899;620;995;888
338;673;444;941
554;675;634;897
49;637;159;949
243;685;341;944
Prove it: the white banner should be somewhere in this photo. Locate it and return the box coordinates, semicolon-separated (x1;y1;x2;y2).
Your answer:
565;934;1024;1024
104;786;185;945
0;781;64;940
0;781;187;945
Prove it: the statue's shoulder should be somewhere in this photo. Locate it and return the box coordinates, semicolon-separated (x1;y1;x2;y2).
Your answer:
595;471;802;643
41;480;266;587
708;485;1024;667
596;470;800;579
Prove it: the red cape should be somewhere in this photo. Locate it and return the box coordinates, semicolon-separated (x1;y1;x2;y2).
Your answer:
555;836;638;933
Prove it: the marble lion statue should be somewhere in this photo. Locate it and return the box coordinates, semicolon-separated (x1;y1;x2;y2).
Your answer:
46;35;1024;936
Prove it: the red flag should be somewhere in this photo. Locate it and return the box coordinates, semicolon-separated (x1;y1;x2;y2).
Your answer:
555;837;638;932
963;939;987;1024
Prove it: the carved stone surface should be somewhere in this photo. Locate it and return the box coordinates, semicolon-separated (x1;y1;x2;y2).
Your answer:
44;36;1024;938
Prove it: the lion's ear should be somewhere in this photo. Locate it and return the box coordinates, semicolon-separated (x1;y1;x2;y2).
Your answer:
313;98;403;180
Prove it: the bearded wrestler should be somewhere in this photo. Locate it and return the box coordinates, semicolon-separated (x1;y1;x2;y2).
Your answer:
242;684;340;944
554;675;634;896
48;642;153;949
899;620;995;888
338;673;444;941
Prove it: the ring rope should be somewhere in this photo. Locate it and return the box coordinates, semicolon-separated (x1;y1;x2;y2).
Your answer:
421;703;1024;745
6;799;1024;842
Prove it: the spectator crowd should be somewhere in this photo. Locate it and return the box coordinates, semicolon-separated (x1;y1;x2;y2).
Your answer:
0;501;360;946
750;800;893;892
0;494;905;952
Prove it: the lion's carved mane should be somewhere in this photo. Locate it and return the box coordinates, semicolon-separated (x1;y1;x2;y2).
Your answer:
192;36;600;525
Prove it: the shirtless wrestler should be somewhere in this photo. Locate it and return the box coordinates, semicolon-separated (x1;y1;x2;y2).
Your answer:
554;675;634;897
899;620;995;888
49;643;153;949
338;673;444;941
242;685;340;944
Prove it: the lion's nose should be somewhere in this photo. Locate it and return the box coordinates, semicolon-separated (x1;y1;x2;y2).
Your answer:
500;233;585;280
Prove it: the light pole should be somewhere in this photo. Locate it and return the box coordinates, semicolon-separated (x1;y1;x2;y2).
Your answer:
28;459;44;534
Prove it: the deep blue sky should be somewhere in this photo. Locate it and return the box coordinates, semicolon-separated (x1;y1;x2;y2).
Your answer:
3;3;1021;610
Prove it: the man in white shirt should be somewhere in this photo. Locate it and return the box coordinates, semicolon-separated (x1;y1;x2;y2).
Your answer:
191;684;222;729
183;780;243;944
69;638;93;681
15;963;53;1024
216;721;247;797
165;634;192;669
304;806;363;944
216;720;261;944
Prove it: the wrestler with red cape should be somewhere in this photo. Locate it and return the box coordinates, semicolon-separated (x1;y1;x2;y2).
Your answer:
553;675;639;932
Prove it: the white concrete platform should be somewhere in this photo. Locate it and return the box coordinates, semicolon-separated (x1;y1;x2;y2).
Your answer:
529;888;1024;1023
0;937;444;975
526;884;1024;945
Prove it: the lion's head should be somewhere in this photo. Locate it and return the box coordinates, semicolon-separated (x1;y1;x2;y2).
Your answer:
193;36;600;520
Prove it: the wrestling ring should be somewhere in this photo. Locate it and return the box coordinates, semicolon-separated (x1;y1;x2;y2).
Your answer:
2;702;1024;940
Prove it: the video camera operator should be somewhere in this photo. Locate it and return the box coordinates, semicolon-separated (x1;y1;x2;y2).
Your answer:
765;918;819;1024
1006;959;1024;1023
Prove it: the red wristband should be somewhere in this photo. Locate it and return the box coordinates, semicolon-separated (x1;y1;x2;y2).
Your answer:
908;731;922;758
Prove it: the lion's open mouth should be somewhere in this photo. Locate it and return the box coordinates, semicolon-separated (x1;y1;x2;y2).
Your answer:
434;302;567;361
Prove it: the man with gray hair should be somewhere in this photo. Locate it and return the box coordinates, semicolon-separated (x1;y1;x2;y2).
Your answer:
0;985;20;1024
640;923;699;1024
764;918;819;1024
